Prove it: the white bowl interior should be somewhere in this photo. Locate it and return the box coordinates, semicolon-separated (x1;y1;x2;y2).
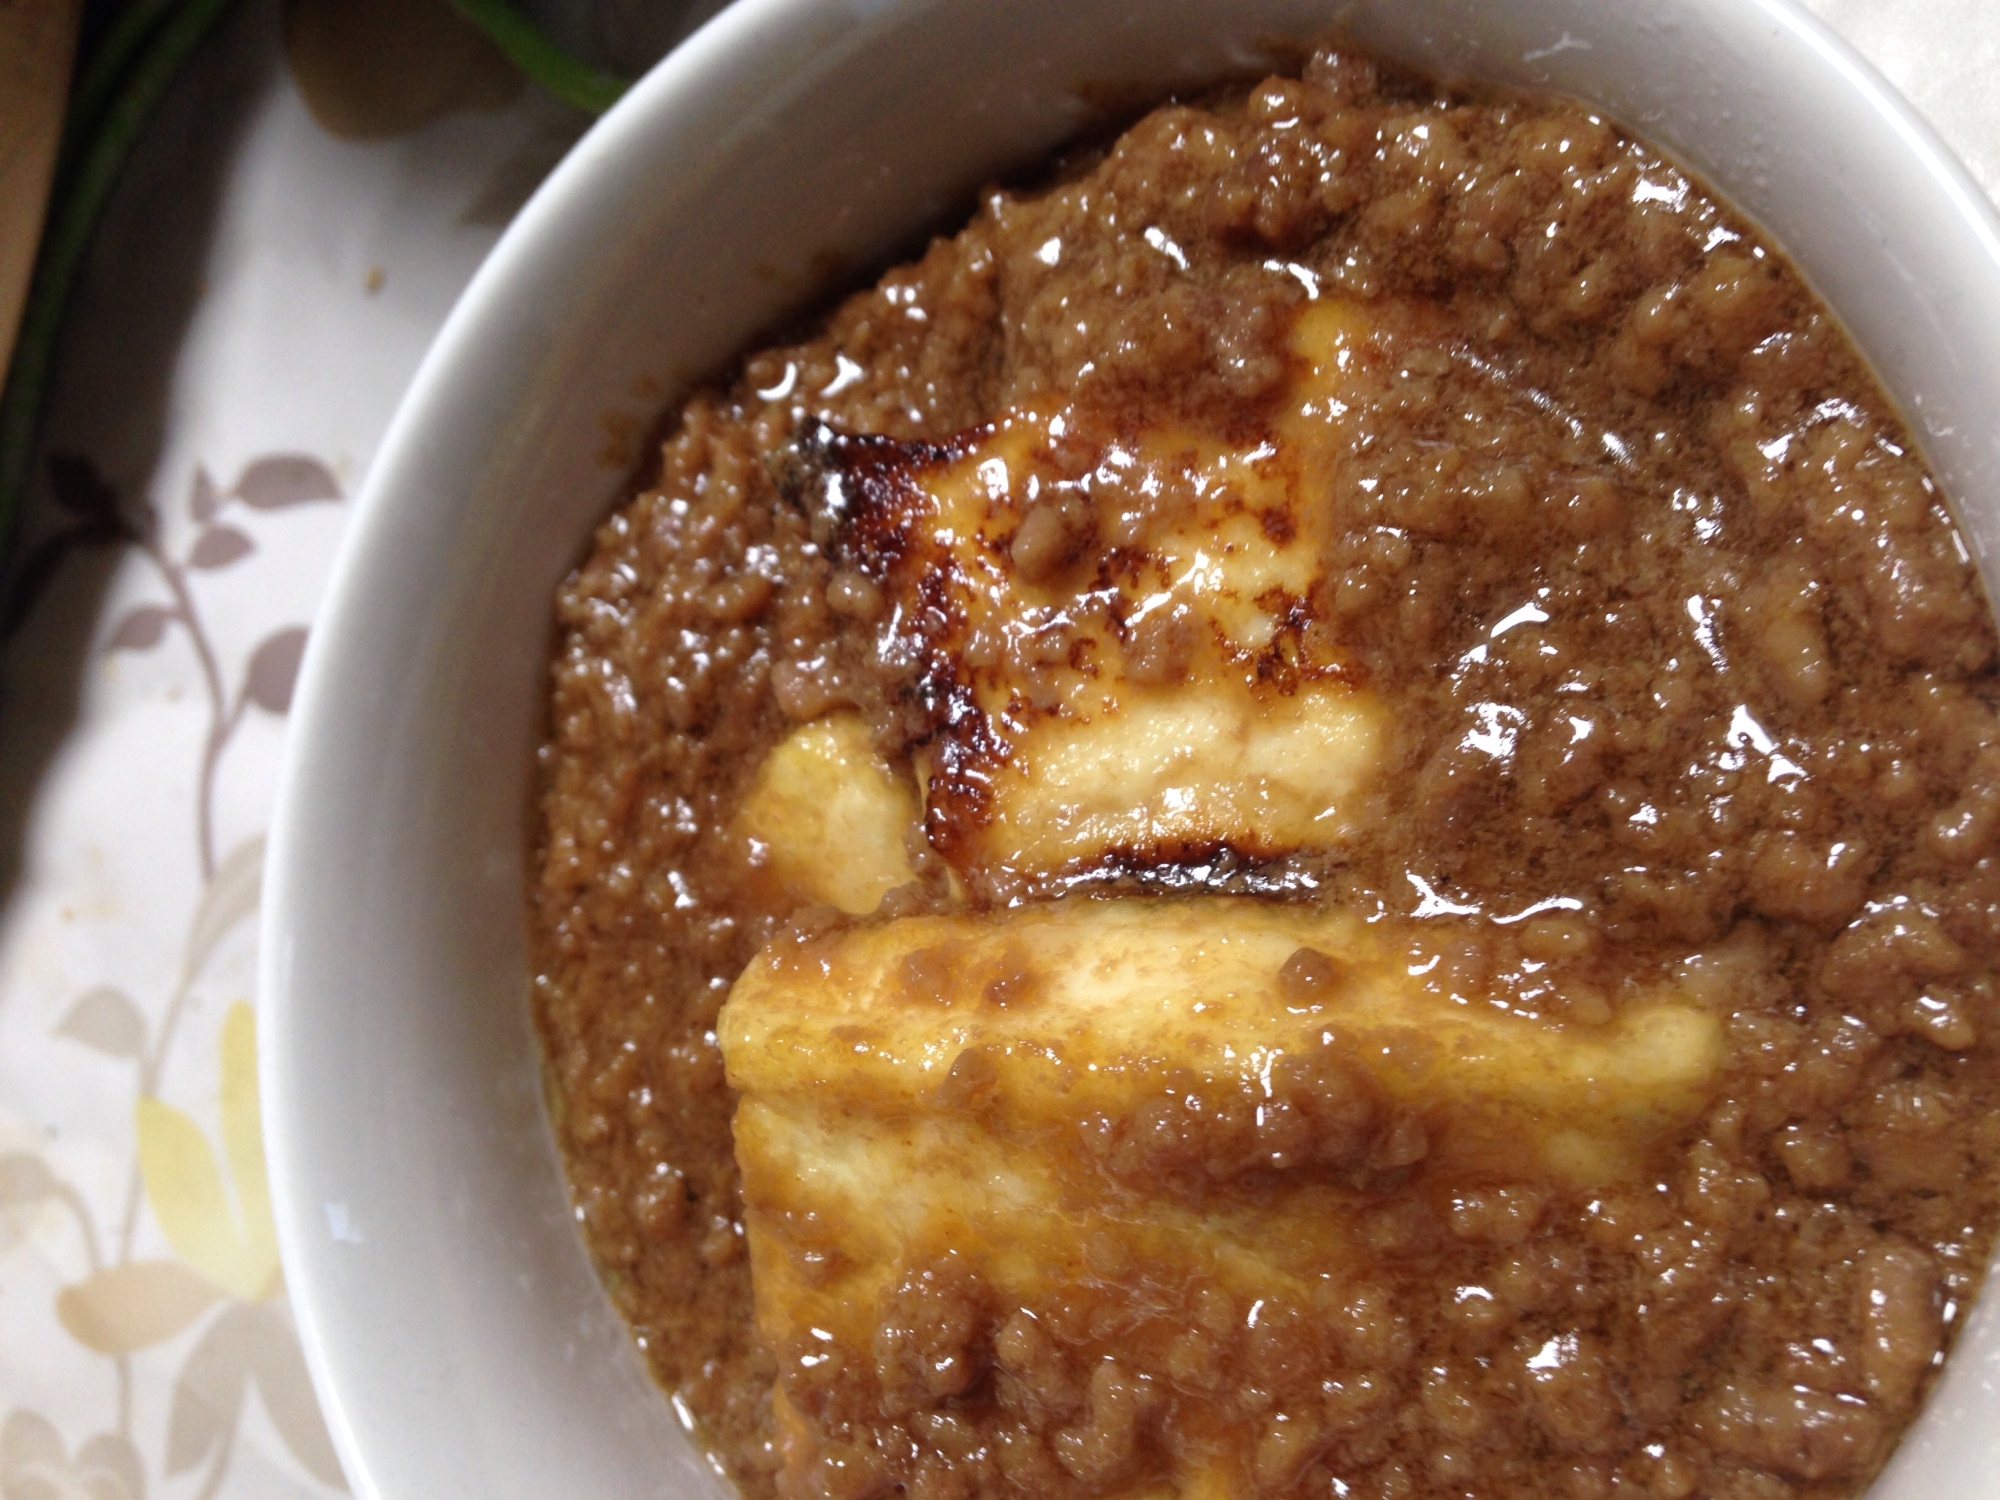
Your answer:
261;1;2000;1496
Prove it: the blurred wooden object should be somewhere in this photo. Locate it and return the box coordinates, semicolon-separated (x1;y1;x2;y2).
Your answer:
0;0;83;384
284;0;519;141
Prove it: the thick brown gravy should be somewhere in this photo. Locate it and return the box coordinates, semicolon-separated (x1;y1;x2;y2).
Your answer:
531;44;2000;1500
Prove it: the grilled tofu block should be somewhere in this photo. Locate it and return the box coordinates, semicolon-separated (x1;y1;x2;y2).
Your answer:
792;299;1409;896
721;897;1721;1497
726;897;1719;1192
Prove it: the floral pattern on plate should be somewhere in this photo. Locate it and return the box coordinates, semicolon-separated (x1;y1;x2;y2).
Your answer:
0;1;586;1493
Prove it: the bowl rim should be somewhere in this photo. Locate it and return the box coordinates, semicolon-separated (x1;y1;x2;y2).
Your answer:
259;0;2000;1495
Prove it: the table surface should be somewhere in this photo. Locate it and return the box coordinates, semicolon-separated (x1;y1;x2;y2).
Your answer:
0;1;1992;1495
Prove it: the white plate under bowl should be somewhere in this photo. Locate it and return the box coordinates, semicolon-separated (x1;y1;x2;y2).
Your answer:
260;0;2000;1495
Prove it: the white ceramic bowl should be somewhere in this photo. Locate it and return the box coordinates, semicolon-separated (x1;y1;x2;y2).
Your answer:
260;1;2000;1495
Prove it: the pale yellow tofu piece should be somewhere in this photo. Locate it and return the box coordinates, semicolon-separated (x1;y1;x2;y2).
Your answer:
970;683;1385;877
734;712;919;915
724;896;1721;1497
725;897;1720;1188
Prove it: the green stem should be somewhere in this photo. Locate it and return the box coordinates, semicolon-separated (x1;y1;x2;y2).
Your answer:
62;0;178;174
442;0;628;116
0;0;238;575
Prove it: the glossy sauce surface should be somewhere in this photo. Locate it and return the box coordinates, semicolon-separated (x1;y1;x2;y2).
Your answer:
531;46;2000;1500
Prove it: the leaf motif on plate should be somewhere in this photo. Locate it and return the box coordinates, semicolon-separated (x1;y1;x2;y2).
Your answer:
217;1003;271;1275
181;837;263;986
72;1431;146;1500
191;463;222;523
0;1154;58;1208
55;1260;222;1354
53;985;146;1058
245;1305;346;1487
232;454;341;510
0;1409;144;1499
105;605;174;653
165;1304;255;1477
185;524;254;571
243;628;308;715
164;1302;347;1488
136;1098;251;1298
136;1006;278;1302
0;1408;63;1480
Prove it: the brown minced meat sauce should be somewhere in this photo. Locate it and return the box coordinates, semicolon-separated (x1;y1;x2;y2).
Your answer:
531;44;2000;1500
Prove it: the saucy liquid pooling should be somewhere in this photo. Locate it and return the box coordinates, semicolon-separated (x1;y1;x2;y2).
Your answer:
531;43;2000;1500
